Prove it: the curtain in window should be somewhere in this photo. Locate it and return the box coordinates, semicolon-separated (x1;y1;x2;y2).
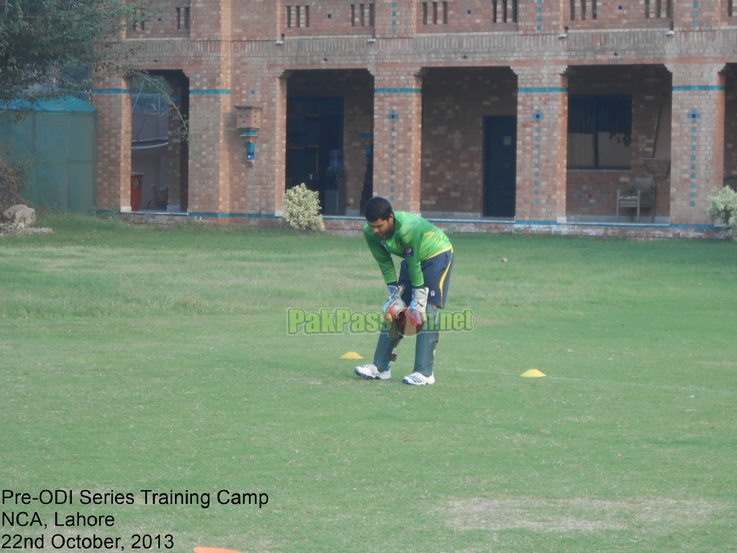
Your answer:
568;95;631;168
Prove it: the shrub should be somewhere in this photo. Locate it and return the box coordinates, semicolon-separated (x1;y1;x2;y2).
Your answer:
0;155;28;212
707;186;737;236
282;183;325;232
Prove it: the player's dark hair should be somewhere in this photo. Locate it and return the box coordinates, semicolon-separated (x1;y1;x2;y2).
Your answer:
364;196;394;222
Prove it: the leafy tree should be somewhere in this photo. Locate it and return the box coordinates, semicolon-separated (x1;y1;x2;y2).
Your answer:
0;0;148;208
0;0;142;104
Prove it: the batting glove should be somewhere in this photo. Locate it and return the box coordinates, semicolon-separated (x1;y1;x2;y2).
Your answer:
383;284;406;322
407;287;428;326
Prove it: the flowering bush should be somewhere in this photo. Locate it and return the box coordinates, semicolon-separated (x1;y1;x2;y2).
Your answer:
282;183;325;232
707;186;737;237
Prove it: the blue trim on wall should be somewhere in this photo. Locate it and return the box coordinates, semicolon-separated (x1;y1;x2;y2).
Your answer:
669;224;720;230
673;86;725;91
190;89;231;95
107;212;721;232
187;212;279;219
519;87;567;93
375;88;422;94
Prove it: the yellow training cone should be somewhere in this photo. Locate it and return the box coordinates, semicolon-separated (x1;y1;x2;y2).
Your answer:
341;351;363;359
521;368;546;378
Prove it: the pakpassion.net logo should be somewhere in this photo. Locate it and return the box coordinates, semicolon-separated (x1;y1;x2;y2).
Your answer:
287;308;474;335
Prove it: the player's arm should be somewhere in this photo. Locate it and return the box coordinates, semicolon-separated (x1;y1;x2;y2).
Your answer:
401;223;425;289
364;228;398;285
400;221;429;324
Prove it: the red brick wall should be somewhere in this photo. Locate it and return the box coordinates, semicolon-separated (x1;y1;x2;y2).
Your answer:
513;65;568;222
189;0;233;40
375;0;416;37
669;63;726;225
279;1;377;37
182;0;694;38
101;0;737;231
566;64;672;218
92;76;132;211
124;0;192;40
564;0;673;30
187;93;232;213
282;70;374;213
673;0;722;31
420;67;517;214
416;0;519;33
518;0;564;33
372;66;423;212
235;0;279;40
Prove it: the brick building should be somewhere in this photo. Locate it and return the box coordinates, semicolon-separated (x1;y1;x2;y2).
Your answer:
93;0;737;234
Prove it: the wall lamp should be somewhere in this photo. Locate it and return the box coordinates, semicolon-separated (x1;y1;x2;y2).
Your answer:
236;105;262;165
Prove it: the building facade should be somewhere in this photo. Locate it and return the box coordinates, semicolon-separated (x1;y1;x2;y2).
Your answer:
92;0;737;234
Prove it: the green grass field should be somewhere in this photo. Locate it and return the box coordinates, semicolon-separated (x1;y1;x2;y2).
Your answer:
1;214;736;553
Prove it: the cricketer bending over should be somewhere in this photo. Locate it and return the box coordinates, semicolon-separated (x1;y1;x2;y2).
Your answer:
355;196;454;386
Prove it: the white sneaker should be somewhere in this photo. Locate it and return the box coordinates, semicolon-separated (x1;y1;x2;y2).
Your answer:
354;364;391;380
402;372;435;385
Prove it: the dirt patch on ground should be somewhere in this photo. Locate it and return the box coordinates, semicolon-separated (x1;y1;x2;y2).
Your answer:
444;498;732;532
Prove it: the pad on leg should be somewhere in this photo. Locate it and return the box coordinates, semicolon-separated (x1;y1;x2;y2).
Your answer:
413;304;439;377
373;322;403;372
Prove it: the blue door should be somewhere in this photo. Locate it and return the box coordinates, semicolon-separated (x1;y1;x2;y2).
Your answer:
484;116;517;217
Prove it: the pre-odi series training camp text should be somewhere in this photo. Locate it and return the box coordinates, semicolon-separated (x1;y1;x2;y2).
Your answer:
2;488;268;551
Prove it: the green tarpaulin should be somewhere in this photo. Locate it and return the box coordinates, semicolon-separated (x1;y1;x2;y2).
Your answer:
1;96;96;211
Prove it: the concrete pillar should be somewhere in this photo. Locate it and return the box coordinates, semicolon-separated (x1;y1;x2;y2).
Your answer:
91;76;132;211
512;65;568;222
667;63;726;225
371;66;423;213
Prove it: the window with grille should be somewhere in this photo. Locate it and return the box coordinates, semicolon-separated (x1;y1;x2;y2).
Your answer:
645;0;673;18
287;5;310;28
570;0;597;20
351;4;375;27
176;7;190;30
568;95;632;169
493;0;518;23
422;2;448;25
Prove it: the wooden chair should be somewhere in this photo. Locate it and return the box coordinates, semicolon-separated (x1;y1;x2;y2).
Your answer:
616;175;656;223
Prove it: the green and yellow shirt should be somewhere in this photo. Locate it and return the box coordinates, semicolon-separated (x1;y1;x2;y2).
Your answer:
364;211;452;288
